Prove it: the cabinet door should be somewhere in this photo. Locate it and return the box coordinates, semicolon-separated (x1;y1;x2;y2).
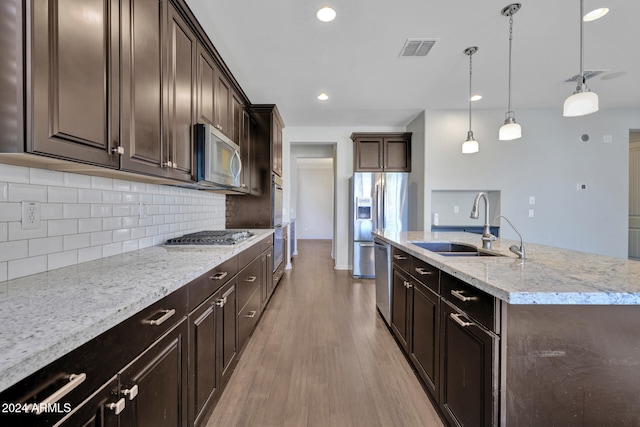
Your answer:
188;293;220;426
30;0;119;168
440;301;498;427
119;318;188;427
213;69;230;136
218;279;237;385
390;267;410;352
165;4;195;182
272;113;283;176
57;377;120;427
196;44;215;126
354;136;384;171
239;110;252;192
121;0;165;175
230;92;243;143
410;282;439;396
383;136;411;171
261;248;273;309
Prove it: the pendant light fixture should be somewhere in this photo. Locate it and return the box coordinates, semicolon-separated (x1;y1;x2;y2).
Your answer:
563;0;599;117
499;3;522;141
462;46;479;154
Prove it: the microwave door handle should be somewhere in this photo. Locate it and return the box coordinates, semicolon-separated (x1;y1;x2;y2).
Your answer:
230;150;242;180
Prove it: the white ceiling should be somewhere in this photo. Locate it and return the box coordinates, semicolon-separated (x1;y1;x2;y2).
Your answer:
185;0;640;127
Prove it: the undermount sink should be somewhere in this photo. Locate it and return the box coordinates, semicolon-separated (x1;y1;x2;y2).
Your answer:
410;241;503;257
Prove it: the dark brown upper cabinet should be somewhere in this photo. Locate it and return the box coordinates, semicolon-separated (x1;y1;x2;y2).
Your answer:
120;0;195;182
29;0;120;168
351;132;412;172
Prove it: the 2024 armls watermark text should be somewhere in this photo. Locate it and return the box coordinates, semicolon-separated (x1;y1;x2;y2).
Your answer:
2;402;72;414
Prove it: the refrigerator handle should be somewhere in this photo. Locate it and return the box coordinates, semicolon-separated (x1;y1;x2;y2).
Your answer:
381;180;386;229
376;183;382;231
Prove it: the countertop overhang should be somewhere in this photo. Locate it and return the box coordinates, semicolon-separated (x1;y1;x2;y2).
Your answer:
0;229;273;392
374;230;640;306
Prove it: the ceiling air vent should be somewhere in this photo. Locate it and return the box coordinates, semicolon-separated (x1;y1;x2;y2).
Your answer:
564;70;607;83
400;39;436;57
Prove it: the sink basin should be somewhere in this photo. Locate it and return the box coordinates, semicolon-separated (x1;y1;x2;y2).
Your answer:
410;241;502;257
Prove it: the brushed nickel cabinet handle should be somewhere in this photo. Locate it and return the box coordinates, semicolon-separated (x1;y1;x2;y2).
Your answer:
451;290;477;302
393;254;407;260
216;296;227;307
245;311;257;318
28;373;87;414
122;384;138;400
244;276;257;283
147;309;176;326
450;313;475;328
111;146;124;155
403;281;413;289
107;398;126;415
414;267;432;275
210;272;228;281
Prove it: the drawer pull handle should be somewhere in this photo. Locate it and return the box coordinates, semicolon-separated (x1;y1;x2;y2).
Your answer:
451;289;477;302
393;254;407;260
28;373;87;414
147;309;176;326
122;384;138;400
403;281;413;289
245;310;257;318
414;267;432;276
244;276;257;283
210;271;228;281
216;296;227;307
450;313;475;328
107;398;126;415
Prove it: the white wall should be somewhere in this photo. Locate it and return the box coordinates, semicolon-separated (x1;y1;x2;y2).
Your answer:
407;112;425;231
295;159;333;239
421;108;640;258
0;164;226;282
283;126;405;270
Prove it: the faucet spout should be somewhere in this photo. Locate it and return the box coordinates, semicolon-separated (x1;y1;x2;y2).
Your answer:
470;192;495;249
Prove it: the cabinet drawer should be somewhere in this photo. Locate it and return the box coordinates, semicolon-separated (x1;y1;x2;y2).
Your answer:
261;235;274;252
391;246;411;272
410;256;439;294
238;242;261;267
237;256;261;312
188;256;238;311
238;288;261;352
441;272;498;333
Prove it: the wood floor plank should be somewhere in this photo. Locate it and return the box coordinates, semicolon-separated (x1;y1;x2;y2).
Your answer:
205;240;444;427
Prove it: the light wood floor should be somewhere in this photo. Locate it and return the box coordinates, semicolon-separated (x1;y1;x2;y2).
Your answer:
205;239;444;427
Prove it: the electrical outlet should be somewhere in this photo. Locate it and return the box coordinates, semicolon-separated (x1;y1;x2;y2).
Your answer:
21;201;41;230
139;202;148;219
529;196;535;205
453;206;459;214
528;209;535;218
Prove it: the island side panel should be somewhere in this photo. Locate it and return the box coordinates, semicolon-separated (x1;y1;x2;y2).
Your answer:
503;304;640;426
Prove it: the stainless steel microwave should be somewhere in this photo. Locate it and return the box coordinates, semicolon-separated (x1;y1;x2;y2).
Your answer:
195;124;242;189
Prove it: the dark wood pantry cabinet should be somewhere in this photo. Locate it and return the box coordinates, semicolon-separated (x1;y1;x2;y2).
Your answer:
351;132;412;172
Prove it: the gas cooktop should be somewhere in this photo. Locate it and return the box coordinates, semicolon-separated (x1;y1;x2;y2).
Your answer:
165;230;254;246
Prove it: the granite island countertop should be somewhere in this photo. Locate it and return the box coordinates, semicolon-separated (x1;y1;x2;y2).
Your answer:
0;229;273;392
374;230;640;305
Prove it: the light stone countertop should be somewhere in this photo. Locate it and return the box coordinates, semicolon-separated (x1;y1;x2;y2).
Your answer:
373;230;640;305
0;229;273;393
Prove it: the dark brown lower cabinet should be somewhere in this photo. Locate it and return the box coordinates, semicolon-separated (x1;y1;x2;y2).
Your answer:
188;278;237;426
439;301;498;427
391;267;410;352
57;377;120;427
119;318;188;427
410;281;439;395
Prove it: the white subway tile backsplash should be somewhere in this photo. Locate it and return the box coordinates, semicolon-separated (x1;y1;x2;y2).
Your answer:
0;164;30;183
8;183;47;202
29;236;63;256
48;186;78;203
48;250;78;270
0;240;28;262
48;219;78;236
30;169;64;186
0;164;226;282
8;255;47;280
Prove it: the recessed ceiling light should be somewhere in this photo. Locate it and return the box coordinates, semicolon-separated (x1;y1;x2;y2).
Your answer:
317;92;329;101
583;7;609;22
470;94;483;102
317;6;336;22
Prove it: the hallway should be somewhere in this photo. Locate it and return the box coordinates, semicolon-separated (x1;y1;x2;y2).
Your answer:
205;239;444;427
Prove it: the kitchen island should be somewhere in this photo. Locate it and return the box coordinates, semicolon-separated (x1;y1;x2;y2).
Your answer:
374;230;640;426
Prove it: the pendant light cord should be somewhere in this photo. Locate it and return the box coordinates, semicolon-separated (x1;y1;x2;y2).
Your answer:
507;14;513;113
579;0;585;85
468;51;473;132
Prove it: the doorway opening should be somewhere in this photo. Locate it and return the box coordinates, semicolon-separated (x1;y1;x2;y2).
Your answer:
629;130;640;259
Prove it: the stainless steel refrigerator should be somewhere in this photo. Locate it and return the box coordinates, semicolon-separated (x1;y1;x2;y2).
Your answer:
349;172;409;278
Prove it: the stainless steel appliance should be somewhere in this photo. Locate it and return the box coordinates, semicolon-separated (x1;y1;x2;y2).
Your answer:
349;172;409;278
272;174;283;227
195;124;242;189
374;237;391;325
165;230;253;246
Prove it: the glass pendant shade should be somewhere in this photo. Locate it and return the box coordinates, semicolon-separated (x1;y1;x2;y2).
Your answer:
563;89;599;117
462;131;479;154
499;113;522;140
